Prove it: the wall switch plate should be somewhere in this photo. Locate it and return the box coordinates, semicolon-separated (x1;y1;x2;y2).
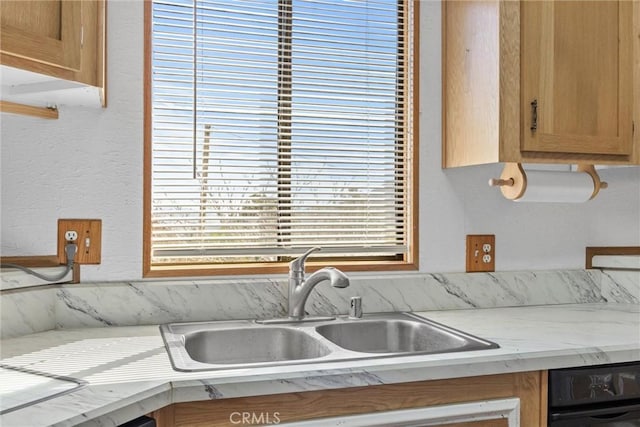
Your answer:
466;234;495;273
58;219;102;265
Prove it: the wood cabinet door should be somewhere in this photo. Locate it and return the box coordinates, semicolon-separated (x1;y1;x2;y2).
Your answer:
521;0;634;157
448;422;509;427
275;398;520;427
0;0;82;71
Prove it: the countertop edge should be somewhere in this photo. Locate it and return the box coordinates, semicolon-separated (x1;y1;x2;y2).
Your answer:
78;344;640;427
2;303;639;427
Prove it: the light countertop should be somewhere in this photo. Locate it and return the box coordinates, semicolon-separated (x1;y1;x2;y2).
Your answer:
1;303;639;427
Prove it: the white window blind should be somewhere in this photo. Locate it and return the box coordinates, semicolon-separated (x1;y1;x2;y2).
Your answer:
150;0;414;266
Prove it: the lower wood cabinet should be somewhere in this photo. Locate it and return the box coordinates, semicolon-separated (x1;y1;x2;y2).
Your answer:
149;371;547;427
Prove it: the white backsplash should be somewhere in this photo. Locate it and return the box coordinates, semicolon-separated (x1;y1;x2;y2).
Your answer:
1;287;56;339
600;270;640;303
2;270;608;339
592;254;640;303
0;267;73;291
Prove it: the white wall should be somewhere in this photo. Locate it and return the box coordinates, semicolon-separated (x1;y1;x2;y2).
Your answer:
1;1;638;281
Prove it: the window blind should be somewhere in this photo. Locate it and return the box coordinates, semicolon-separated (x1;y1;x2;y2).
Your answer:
150;0;413;265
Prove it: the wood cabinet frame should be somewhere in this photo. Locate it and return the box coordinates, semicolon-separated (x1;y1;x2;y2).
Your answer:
0;0;106;105
442;0;639;168
149;371;547;427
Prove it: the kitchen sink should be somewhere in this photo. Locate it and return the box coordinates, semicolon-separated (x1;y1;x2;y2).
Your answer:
184;327;331;364
160;313;499;372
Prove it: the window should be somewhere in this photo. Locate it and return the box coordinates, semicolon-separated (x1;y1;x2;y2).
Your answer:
144;0;417;276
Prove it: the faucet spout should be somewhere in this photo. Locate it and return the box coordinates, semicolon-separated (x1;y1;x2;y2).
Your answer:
288;267;350;320
305;267;350;289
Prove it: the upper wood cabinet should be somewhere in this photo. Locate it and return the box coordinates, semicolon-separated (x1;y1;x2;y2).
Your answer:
0;0;106;106
1;1;82;72
443;0;639;168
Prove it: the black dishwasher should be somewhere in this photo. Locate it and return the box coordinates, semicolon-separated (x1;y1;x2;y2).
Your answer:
549;361;640;426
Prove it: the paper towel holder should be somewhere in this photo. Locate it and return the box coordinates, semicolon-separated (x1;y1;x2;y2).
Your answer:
488;163;608;201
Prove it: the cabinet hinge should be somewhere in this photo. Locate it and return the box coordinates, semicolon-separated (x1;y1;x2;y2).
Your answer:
530;99;538;132
80;25;84;48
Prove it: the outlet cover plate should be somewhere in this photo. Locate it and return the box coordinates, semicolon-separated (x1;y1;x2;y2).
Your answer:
466;234;495;273
58;219;102;265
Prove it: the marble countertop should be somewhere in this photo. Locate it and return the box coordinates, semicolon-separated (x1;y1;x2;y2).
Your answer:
1;303;639;427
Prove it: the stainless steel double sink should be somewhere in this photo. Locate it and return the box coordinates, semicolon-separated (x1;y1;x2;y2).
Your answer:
160;313;499;372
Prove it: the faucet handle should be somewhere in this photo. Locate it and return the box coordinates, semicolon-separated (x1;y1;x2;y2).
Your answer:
290;247;321;274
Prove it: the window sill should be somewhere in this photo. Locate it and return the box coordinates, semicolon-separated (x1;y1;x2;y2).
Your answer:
144;260;418;279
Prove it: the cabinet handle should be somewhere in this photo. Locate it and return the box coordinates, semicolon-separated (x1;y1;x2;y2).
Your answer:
530;99;538;132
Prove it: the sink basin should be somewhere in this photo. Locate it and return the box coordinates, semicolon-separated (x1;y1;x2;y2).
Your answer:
160;321;333;371
316;318;470;353
160;313;499;371
184;327;330;364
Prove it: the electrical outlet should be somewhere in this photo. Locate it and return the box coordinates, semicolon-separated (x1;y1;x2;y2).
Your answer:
58;219;102;264
466;234;495;273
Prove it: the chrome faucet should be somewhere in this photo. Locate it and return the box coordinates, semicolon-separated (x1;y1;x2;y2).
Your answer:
288;247;350;321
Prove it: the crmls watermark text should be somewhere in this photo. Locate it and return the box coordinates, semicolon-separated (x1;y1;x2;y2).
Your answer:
229;411;281;425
